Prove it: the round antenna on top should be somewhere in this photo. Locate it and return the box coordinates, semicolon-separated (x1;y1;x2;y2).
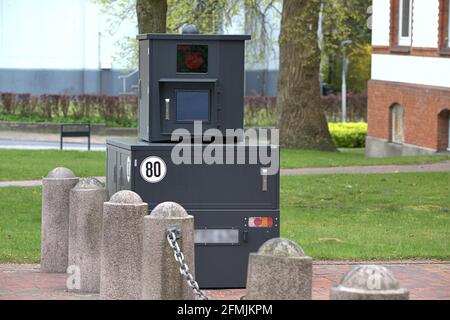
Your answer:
182;24;200;35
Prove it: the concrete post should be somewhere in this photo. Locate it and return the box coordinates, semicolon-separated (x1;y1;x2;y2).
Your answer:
100;191;147;300
246;238;313;300
41;167;79;273
330;265;410;300
142;202;195;300
68;177;106;293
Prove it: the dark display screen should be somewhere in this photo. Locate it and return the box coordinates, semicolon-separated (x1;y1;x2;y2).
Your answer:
176;90;209;121
177;45;208;73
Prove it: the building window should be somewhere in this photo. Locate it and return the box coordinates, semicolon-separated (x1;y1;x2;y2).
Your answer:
390;0;413;49
439;0;450;51
447;0;450;48
437;109;450;151
391;104;405;144
398;0;413;46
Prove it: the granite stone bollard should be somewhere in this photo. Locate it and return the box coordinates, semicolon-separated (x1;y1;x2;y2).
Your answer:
68;177;107;293
100;191;147;300
41;167;79;273
246;238;313;300
330;265;410;300
142;202;195;300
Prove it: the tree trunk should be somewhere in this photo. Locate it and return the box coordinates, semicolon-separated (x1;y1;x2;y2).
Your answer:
276;0;336;150
136;0;167;33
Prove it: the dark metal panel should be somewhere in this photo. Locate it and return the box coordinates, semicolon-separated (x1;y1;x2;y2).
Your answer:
118;150;132;191
106;143;132;197
138;40;150;141
106;138;145;150
106;140;281;289
191;209;280;289
132;145;279;210
218;41;246;130
148;39;221;142
106;146;118;199
159;81;217;135
137;38;248;142
158;78;217;83
137;34;251;41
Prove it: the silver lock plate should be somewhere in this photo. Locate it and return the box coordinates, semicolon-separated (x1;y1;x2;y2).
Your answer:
261;168;268;192
165;98;170;120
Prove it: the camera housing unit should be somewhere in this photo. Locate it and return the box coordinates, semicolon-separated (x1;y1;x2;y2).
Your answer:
137;33;251;142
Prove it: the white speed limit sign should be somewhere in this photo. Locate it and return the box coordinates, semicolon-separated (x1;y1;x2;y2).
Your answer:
140;156;167;183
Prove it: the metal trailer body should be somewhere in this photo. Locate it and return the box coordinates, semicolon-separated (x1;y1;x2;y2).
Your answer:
136;34;251;142
106;138;280;288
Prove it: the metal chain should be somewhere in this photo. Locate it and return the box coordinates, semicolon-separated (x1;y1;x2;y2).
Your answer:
166;229;209;300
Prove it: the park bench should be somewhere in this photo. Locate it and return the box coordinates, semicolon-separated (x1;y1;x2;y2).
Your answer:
60;124;91;150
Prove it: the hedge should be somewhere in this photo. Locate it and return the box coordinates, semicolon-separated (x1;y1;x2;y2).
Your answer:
1;92;367;128
244;92;367;125
0;92;368;148
0;93;138;127
328;122;368;148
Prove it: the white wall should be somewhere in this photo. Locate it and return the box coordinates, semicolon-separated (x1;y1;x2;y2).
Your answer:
412;0;439;48
0;0;136;70
372;0;441;47
371;0;450;87
372;54;450;88
0;0;280;72
372;0;391;46
0;0;84;69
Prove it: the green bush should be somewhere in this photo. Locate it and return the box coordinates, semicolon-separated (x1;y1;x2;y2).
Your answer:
0;93;138;128
328;122;367;148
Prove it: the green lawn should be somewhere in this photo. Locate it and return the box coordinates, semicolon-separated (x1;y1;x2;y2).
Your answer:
0;148;449;181
281;148;450;168
1;172;449;263
281;172;450;260
0;187;41;262
0;149;105;181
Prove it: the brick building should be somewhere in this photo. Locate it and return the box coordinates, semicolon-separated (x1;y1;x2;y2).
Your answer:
366;0;450;157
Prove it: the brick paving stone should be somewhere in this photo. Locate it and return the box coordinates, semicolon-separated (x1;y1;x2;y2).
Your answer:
1;262;449;300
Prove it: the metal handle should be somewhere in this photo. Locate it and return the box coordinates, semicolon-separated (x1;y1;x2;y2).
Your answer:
138;79;142;99
243;230;249;243
261;168;268;192
165;98;170;120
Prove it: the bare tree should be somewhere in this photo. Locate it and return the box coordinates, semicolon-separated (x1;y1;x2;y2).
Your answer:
276;0;335;150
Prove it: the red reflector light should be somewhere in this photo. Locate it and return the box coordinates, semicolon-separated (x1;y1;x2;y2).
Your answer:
249;217;273;228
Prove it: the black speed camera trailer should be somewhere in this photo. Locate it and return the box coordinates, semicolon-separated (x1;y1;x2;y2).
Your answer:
106;27;280;288
106;138;280;288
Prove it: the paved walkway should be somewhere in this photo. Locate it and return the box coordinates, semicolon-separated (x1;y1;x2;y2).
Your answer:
0;139;106;151
1;161;449;188
0;131;111;144
282;160;450;176
0;177;106;188
0;131;112;151
1;261;449;300
0;131;136;151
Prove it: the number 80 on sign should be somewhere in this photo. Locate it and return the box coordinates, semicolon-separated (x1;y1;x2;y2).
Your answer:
140;156;167;183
